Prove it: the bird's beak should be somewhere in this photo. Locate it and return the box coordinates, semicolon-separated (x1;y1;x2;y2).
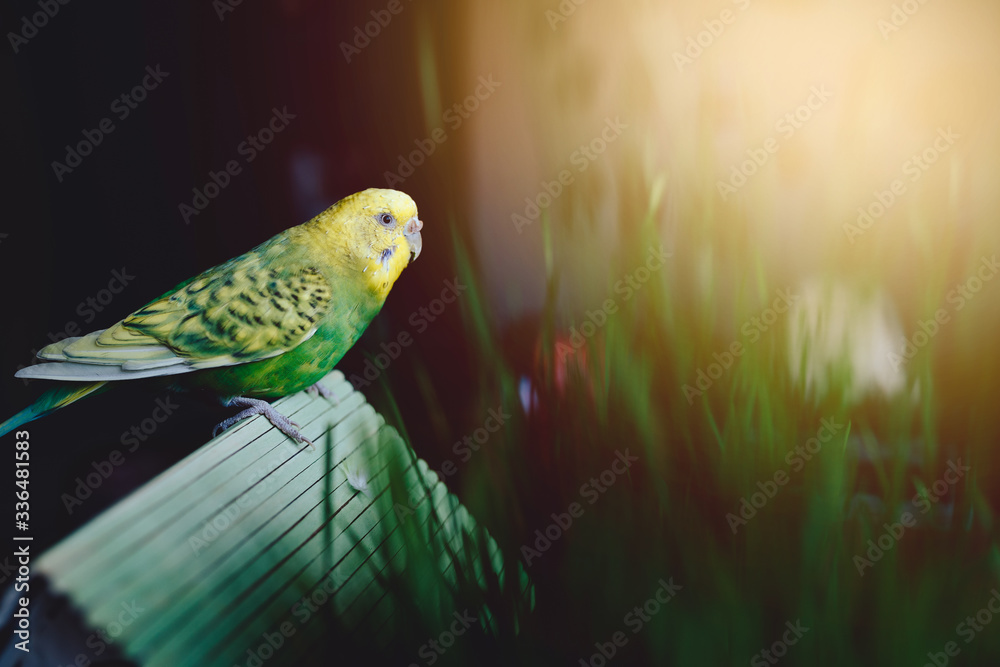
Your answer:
404;216;423;262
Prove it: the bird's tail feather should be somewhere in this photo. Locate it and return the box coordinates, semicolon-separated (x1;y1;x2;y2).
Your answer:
0;382;108;438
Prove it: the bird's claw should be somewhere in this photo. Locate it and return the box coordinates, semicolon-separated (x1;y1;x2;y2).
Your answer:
214;396;314;450
306;382;339;405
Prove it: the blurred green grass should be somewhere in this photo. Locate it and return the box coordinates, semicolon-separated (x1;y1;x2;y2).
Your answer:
355;12;1000;663
366;169;1000;665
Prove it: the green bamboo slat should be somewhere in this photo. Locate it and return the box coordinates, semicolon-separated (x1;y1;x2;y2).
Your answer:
36;370;532;666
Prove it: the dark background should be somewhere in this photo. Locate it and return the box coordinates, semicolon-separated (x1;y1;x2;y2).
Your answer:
0;0;475;558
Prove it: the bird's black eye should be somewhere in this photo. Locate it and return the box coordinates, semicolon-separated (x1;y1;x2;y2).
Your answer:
379;213;395;227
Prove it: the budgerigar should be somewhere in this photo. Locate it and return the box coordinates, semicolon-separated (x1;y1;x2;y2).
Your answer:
0;188;423;445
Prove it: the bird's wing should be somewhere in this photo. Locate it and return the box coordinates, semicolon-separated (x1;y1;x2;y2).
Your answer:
17;254;333;382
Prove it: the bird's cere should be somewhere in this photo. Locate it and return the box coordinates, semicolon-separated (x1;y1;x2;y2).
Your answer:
405;216;423;261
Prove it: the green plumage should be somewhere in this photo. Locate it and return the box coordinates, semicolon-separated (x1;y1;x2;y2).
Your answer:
0;188;423;438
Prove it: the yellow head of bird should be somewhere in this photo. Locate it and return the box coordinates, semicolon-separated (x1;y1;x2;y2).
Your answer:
311;188;422;297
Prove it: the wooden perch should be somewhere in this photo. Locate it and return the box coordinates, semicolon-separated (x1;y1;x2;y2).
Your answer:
18;370;530;666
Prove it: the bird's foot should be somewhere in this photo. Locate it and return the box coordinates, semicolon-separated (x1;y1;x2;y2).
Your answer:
213;396;314;449
306;381;339;405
